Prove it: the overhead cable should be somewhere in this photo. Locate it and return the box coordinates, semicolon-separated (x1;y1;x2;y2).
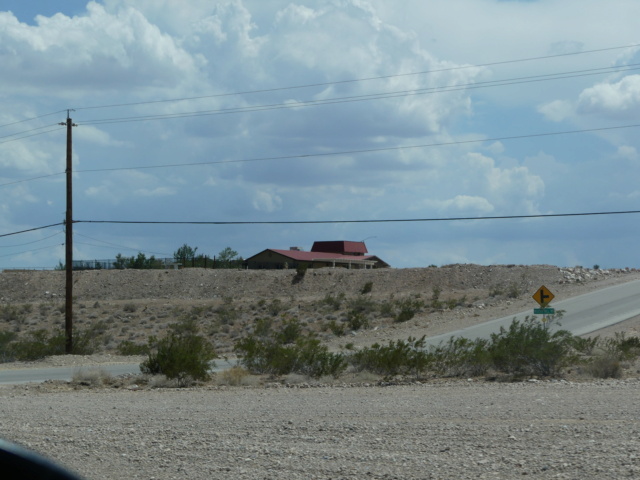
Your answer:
79;64;640;127
74;123;640;174
72;43;640;112
75;210;640;226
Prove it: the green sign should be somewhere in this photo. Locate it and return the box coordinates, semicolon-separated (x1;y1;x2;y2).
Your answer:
534;308;555;315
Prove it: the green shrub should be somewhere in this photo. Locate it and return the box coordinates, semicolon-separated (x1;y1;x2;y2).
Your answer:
584;354;622;379
327;319;345;336
349;336;430;378
347;296;376;315
234;320;346;378
571;336;600;356
321;293;344;311
429;336;491;377
601;332;640;360
117;340;150;356
430;287;443;309
394;298;423;323
347;310;369;331
0;330;18;362
267;299;285;316
361;281;373;294
9;330;65;361
488;317;576;377
0;305;24;323
140;318;216;384
277;317;303;344
216;298;239;325
123;303;137;313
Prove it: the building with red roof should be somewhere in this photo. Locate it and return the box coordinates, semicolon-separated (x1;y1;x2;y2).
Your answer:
244;241;389;269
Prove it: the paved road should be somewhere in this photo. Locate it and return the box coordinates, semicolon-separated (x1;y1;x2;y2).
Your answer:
2;279;640;384
424;278;640;346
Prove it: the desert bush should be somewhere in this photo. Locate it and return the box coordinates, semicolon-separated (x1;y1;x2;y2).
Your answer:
140;318;216;385
218;365;251;386
430;287;443;309
601;332;640;360
0;330;18;362
321;293;344;311
349;336;431;378
584;354;622;379
277;317;303;344
347;296;377;315
117;340;150;356
216;298;239;325
0;304;24;323
429;336;491;377
394;298;423;323
123;303;137;313
507;283;521;299
571;336;600;356
267;299;285;316
327;319;346;336
9;329;65;361
73;321;110;355
347;310;369;331
234;319;346;378
487;317;576;377
361;281;373;294
292;263;308;284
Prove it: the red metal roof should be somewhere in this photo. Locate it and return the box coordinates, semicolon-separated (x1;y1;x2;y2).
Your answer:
311;241;368;255
269;249;375;262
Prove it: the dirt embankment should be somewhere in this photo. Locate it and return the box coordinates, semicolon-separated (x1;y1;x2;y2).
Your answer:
1;265;639;356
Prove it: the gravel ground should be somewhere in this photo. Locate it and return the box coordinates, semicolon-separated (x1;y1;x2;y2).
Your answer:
1;380;640;479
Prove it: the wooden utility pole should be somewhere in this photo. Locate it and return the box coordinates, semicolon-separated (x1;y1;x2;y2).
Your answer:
62;112;76;354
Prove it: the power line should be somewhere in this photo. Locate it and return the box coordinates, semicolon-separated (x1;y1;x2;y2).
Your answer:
79;63;640;127
0;123;62;140
75;210;640;226
74;232;172;257
0;110;66;130
71;43;640;112
0;223;65;239
0;172;64;188
0;243;63;259
0;231;63;248
0;126;64;145
74;122;640;174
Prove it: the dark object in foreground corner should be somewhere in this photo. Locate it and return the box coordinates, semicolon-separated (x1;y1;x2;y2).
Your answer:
0;439;83;480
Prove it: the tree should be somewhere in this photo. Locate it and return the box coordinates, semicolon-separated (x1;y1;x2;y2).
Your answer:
216;247;241;269
174;244;198;265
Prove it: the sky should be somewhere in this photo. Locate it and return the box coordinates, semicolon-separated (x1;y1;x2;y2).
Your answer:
1;0;640;270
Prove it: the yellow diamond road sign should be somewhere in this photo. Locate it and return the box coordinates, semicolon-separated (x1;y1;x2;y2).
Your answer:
533;285;555;307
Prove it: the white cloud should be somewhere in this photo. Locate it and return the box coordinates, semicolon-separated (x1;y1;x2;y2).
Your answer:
538;99;574;122
252;190;282;213
617;145;638;160
134;186;176;197
423;195;495;214
0;2;200;96
577;75;640;119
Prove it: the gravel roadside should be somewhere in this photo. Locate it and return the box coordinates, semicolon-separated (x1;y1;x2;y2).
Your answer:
1;380;640;479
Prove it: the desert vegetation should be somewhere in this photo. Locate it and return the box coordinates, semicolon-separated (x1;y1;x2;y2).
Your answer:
2;265;640;386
